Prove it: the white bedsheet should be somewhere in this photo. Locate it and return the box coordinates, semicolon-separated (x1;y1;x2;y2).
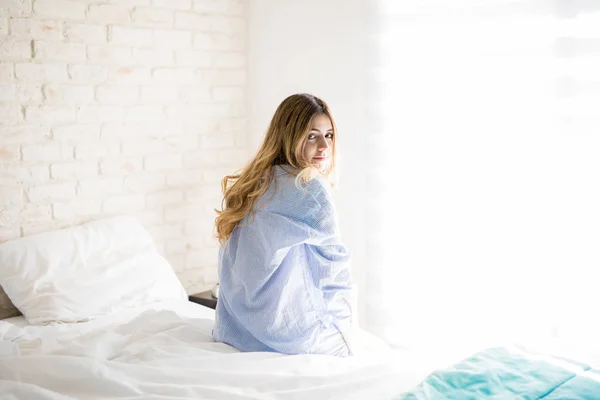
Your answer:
0;301;439;400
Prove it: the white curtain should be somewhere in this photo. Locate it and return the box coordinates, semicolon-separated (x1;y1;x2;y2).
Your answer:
364;0;600;353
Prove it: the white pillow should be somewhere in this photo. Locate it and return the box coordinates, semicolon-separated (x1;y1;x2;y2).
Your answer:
0;216;187;325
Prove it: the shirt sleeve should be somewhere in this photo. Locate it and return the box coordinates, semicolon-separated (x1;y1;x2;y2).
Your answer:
222;176;355;356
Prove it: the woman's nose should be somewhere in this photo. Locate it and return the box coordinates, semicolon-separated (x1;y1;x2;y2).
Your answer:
317;137;329;151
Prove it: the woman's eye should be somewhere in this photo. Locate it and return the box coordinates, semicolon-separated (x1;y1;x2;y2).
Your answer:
325;133;334;139
308;134;316;140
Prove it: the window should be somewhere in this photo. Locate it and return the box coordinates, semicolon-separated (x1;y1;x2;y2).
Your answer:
366;0;600;353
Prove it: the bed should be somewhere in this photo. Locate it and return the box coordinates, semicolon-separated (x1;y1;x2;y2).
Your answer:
0;216;434;399
1;216;599;399
0;300;438;399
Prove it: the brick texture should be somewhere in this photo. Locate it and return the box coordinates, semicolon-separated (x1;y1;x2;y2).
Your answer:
0;0;248;294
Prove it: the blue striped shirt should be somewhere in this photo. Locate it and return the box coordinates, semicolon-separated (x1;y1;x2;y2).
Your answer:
213;165;354;356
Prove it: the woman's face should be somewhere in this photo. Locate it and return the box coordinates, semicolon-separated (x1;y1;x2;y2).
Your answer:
302;114;333;171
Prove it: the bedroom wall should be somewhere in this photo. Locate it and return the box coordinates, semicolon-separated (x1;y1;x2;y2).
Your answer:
0;0;249;294
247;0;370;326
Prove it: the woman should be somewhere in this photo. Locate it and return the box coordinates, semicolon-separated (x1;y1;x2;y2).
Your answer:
212;93;356;357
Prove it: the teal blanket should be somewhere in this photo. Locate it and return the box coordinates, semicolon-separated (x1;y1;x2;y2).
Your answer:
397;346;600;399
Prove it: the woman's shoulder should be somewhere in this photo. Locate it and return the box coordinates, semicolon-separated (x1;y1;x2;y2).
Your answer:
253;166;339;236
253;166;334;221
271;165;332;205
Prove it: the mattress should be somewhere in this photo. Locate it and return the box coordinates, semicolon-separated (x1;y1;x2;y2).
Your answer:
0;300;438;400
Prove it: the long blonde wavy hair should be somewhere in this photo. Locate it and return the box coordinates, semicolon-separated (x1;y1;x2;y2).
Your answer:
215;93;338;243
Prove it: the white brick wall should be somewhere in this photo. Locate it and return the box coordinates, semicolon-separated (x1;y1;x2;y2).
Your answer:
0;0;249;294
